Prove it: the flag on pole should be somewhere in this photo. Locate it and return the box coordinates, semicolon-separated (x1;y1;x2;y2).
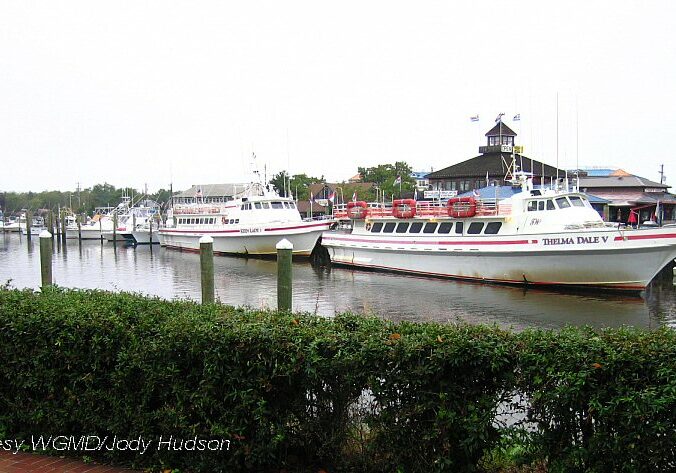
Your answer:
470;115;479;122
485;171;489;186
513;113;521;121
414;188;418;200
328;191;335;203
495;112;505;123
309;193;314;204
352;191;357;202
394;175;402;186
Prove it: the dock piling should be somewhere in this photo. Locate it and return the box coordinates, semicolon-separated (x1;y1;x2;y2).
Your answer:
39;230;53;287
276;239;293;312
199;235;214;304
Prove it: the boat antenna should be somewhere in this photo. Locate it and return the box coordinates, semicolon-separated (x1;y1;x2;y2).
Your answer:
556;92;560;185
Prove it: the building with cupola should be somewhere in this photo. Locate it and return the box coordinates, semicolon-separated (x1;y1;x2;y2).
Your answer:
426;120;567;193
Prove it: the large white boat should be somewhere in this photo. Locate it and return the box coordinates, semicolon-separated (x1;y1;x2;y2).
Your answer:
159;183;333;256
322;174;676;292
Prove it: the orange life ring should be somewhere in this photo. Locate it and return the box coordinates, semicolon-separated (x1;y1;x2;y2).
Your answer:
447;196;477;218
347;201;368;219
392;199;417;219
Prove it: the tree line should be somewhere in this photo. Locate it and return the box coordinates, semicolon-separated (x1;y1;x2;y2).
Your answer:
0;184;172;216
1;161;418;215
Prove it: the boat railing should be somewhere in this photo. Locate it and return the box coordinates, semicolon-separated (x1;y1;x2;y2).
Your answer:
333;200;512;219
173;205;225;215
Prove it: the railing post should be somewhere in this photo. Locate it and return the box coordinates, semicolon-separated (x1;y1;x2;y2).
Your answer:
39;230;52;288
199;235;214;304
276;238;293;312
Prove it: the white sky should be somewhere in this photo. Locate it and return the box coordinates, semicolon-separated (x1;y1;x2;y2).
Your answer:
1;0;675;193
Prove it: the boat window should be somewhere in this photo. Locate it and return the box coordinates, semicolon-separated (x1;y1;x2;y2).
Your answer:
283;202;290;209
468;222;484;234
289;202;296;209
409;222;423;233
383;222;396;233
547;200;555;210
484;222;502;234
240;204;245;210
527;201;537;212
272;202;284;209
396;222;409;233
371;222;383;233
538;201;545;211
262;202;270;209
455;221;464;234
254;202;262;209
569;196;585;207
555;197;571;209
235;219;240;224
423;222;438;233
437;222;452;234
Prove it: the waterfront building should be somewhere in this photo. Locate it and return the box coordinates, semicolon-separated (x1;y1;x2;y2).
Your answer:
578;170;675;224
426;121;567;194
172;183;247;205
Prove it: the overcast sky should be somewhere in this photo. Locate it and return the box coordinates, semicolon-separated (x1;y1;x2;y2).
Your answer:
1;1;675;193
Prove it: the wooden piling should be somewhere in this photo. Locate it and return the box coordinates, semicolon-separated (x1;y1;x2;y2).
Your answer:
39;230;52;287
199;235;214;304
25;211;32;242
276;239;293;312
113;213;118;245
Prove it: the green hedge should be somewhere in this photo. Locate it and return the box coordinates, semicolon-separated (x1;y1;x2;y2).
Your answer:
0;287;674;472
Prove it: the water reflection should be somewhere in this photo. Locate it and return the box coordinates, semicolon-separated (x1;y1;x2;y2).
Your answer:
0;232;673;330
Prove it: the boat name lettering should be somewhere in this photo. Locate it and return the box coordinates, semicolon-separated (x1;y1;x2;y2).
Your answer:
240;228;261;234
542;236;609;246
529;218;541;226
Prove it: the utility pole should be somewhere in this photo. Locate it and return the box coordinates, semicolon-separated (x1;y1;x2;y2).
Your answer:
659;164;665;184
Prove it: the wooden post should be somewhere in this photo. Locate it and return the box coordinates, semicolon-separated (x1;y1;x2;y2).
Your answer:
25;211;32;241
48;211;54;239
149;218;153;245
60;210;67;245
39;230;52;287
77;219;82;241
113;213;118;244
99;218;103;243
199;235;214;304
276;238;293;312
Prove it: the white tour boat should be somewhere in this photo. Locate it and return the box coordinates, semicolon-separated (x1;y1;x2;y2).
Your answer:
322;174;676;292
159;183;333;256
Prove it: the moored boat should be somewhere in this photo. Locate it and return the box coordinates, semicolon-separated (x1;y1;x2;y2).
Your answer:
159;182;333;256
322;174;676;292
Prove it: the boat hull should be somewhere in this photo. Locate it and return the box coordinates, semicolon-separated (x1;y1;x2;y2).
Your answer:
126;230;160;245
160;222;331;256
322;229;676;291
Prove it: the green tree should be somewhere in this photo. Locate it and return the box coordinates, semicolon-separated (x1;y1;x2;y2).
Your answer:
270;172;323;200
357;161;415;198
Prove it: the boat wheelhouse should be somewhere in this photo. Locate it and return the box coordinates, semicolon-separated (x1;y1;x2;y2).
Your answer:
323;175;676;292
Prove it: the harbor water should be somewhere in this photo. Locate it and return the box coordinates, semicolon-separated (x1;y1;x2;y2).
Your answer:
1;232;674;330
